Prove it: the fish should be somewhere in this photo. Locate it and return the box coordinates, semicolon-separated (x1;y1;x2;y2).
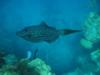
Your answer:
26;49;38;59
16;21;81;43
26;50;32;59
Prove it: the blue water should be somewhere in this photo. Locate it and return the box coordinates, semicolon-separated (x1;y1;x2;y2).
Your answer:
0;0;98;75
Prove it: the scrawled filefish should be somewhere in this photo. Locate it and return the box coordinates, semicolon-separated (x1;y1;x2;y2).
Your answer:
16;22;80;43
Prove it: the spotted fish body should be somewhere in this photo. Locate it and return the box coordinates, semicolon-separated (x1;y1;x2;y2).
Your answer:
16;22;80;43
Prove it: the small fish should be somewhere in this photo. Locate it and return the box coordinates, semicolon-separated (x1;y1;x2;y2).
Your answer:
26;50;32;59
26;49;38;59
16;21;81;43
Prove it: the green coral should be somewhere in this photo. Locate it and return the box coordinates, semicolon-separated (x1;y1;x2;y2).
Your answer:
16;59;40;75
27;58;54;75
80;38;93;49
80;12;100;49
0;58;55;75
91;49;100;67
0;65;19;75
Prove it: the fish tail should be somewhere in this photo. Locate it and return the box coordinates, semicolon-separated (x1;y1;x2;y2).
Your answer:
60;29;81;35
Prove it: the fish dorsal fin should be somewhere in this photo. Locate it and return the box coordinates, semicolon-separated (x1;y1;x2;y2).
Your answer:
40;21;48;27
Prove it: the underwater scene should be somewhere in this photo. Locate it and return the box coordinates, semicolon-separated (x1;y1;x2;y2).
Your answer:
0;0;100;75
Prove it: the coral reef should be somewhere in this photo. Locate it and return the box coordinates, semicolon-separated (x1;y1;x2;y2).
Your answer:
27;58;54;75
0;48;55;75
0;55;55;75
80;12;100;49
17;58;55;75
77;55;98;73
0;65;18;75
4;54;18;65
91;49;100;68
63;49;100;75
